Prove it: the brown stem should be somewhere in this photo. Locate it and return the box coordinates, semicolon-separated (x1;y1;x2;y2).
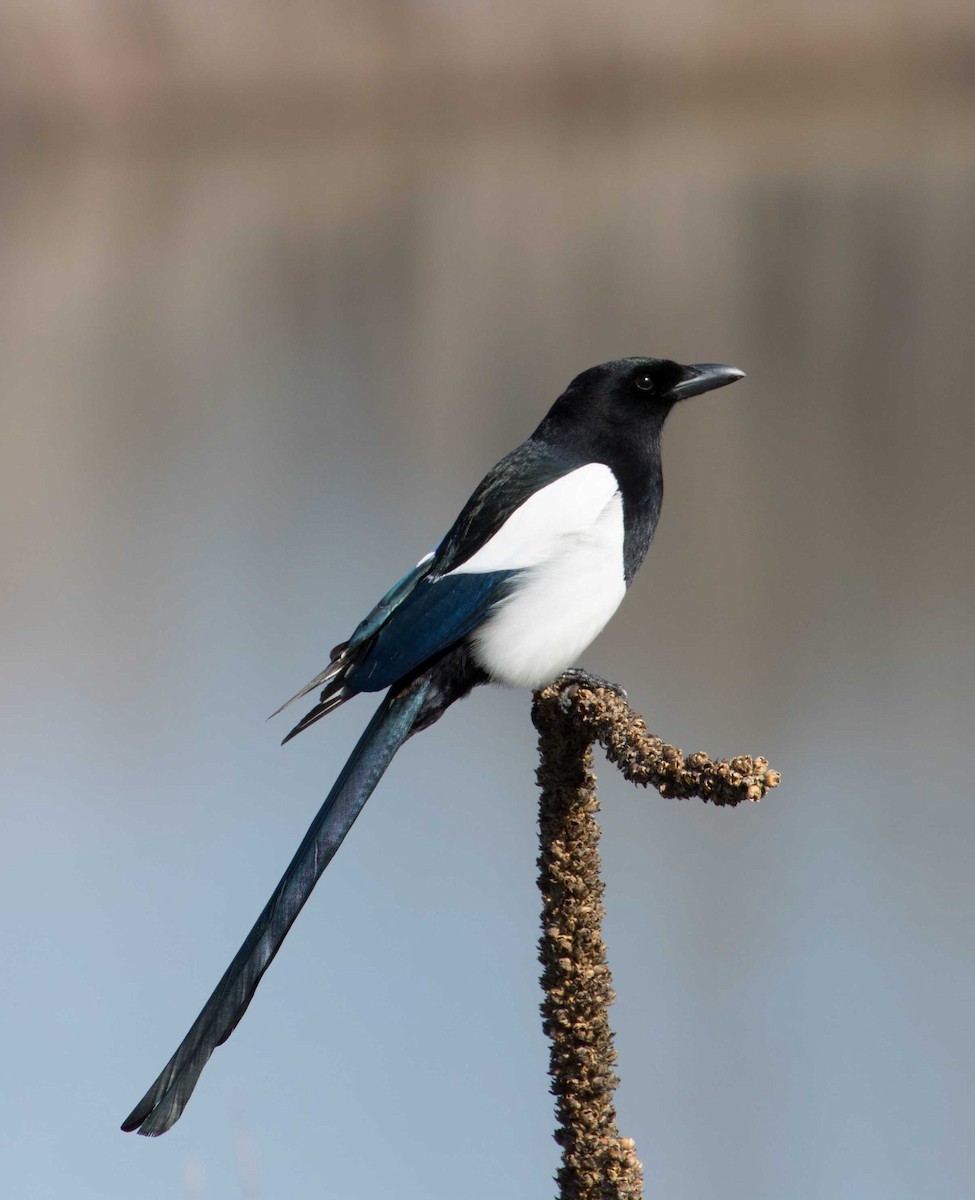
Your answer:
532;672;780;1199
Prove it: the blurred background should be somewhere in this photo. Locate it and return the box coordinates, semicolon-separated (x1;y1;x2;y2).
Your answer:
2;3;974;1198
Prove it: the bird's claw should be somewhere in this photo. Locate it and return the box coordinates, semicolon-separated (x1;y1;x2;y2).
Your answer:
554;668;628;709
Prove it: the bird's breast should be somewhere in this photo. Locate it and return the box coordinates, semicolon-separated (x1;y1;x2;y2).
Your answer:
467;493;626;689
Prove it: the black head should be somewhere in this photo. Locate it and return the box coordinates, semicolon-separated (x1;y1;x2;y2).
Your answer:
534;355;744;472
560;356;744;426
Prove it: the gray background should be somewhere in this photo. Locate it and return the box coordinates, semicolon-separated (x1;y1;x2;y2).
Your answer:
1;8;974;1199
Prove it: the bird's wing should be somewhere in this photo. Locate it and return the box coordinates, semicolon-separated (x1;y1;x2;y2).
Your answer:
340;451;621;695
269;553;438;720
339;567;517;694
272;546;512;743
278;443;608;734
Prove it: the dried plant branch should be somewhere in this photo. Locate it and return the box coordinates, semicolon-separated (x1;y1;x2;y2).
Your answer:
532;671;780;1199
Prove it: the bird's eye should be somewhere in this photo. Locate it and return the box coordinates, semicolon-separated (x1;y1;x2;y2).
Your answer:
634;374;655;392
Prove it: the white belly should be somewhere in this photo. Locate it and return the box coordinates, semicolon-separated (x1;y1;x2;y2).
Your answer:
468;493;626;688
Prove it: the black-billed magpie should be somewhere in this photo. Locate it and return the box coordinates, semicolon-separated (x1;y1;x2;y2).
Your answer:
122;355;744;1136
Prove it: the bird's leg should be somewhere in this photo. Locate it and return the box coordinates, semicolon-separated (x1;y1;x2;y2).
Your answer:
552;668;628;709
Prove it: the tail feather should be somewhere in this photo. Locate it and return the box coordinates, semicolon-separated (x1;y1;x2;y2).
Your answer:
121;674;433;1137
281;690;350;745
267;646;350;721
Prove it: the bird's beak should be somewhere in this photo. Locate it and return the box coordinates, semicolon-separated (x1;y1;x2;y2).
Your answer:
672;363;746;401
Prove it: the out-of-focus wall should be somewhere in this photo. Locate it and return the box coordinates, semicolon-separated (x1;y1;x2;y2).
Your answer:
1;0;974;138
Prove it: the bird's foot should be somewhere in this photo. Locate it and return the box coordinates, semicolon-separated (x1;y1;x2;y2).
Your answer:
552;668;628;709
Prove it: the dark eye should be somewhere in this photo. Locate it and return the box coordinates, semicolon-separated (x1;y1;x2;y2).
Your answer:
634;373;655;392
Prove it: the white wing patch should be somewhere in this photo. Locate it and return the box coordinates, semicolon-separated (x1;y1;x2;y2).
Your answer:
449;464;627;689
448;463;621;574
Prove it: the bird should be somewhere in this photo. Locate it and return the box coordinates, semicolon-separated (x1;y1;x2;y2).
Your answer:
121;355;744;1136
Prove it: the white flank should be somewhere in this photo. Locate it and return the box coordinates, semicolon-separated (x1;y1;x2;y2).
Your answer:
448;465;627;688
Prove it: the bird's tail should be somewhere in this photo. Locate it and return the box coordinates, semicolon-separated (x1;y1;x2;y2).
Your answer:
121;672;434;1137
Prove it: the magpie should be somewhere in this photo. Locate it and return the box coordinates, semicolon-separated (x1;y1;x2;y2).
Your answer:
121;355;744;1136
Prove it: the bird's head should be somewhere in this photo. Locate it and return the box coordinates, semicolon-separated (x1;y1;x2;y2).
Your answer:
566;356;745;425
534;356;746;466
